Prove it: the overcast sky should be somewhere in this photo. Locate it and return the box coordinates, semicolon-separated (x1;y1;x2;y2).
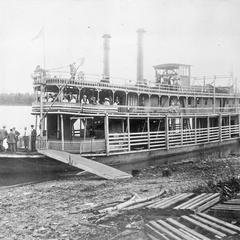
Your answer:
0;0;240;93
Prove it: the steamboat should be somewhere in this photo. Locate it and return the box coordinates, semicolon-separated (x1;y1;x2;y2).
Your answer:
31;29;240;170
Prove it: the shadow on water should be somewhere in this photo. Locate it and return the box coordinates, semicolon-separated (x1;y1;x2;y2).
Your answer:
0;172;60;187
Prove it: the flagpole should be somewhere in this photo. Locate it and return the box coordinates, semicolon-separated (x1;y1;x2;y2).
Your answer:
42;27;46;69
40;27;46;138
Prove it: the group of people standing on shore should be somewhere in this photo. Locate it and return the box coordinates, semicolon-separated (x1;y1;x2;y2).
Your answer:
0;125;37;153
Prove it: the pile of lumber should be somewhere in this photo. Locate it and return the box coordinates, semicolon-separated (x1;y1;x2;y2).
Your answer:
145;213;240;240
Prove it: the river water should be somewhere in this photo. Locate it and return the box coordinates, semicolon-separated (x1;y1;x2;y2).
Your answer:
0;105;34;134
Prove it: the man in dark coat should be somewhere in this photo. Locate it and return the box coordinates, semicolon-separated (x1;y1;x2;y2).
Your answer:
7;129;16;152
30;125;37;152
12;127;20;152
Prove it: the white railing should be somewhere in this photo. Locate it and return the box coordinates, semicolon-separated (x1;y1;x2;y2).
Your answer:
108;124;240;154
32;102;240;115
38;139;106;154
36;123;240;154
33;74;236;98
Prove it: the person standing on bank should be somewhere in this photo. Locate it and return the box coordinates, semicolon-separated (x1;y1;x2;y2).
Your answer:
7;129;16;152
12;127;20;152
23;127;30;151
0;126;8;151
30;125;37;152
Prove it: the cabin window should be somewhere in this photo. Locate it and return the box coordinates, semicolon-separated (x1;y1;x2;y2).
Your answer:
188;98;191;105
205;99;208;105
196;98;200;104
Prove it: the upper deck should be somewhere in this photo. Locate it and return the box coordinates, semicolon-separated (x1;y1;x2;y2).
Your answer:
32;73;235;99
31;63;239;117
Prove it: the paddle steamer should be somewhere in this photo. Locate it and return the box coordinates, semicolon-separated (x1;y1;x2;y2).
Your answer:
31;29;240;167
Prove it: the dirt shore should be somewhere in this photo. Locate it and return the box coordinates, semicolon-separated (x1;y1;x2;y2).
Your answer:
1;155;240;240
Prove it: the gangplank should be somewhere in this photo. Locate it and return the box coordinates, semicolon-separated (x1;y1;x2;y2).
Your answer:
38;149;132;180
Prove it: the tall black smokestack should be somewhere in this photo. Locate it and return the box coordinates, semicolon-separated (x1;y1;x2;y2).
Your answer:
102;34;111;83
136;28;145;85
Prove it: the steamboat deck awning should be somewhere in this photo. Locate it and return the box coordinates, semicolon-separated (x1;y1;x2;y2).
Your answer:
153;63;191;69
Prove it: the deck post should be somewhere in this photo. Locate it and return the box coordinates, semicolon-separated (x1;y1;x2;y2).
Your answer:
194;115;197;144
60;114;64;151
45;115;48;148
147;116;150;149
213;75;216;114
239;113;240;137
104;113;109;155
57;114;60;139
165;115;169;150
207;115;210;142
229;114;231;138
219;113;222;142
35;115;38;132
180;116;183;145
127;116;131;151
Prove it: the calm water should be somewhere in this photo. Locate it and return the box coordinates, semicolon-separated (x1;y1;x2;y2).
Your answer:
0;105;35;134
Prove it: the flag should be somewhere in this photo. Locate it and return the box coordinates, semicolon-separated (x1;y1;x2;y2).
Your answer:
32;27;44;41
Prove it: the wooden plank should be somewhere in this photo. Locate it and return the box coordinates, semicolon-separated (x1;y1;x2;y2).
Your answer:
149;221;182;240
212;204;240;210
157;219;196;240
198;213;240;233
179;229;201;240
189;193;220;210
147;233;168;240
145;224;171;240
38;149;132;180
157;193;194;209
174;193;207;209
166;218;211;240
181;215;226;238
148;193;183;208
190;214;237;235
196;195;220;212
224;199;240;204
154;193;188;208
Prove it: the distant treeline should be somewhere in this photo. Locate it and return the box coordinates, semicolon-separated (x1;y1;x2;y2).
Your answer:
0;93;34;105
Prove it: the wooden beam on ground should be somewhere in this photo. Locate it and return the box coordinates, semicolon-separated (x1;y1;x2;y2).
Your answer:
166;218;211;240
181;215;226;238
190;214;237;235
149;221;182;240
197;213;240;233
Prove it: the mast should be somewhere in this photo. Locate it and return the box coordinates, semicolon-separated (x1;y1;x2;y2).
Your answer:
40;72;44;137
40;27;46;138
